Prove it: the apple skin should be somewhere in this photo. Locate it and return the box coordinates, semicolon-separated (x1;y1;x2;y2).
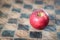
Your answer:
30;9;49;30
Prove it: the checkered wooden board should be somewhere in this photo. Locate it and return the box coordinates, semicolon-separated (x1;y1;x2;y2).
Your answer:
0;0;60;40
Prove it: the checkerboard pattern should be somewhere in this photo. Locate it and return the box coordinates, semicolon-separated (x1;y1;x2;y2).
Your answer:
0;0;60;40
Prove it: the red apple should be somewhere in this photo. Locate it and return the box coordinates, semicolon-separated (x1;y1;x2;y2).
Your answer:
30;9;49;30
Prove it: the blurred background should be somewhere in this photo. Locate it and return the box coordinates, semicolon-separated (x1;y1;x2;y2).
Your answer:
0;0;60;40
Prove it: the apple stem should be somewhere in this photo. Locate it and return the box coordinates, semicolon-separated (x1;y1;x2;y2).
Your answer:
37;13;41;16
